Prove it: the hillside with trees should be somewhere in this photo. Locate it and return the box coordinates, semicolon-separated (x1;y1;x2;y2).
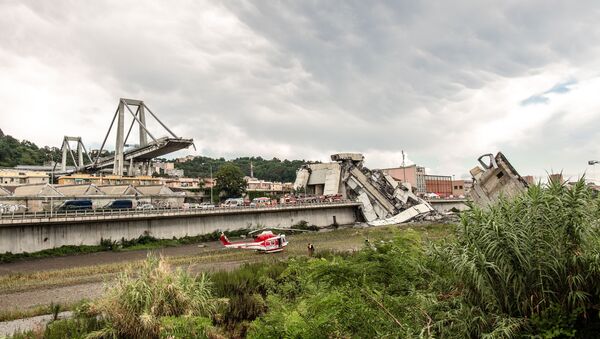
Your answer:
175;156;311;183
0;133;61;168
0;133;308;183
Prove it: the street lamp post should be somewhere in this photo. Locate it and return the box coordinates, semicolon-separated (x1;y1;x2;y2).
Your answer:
209;164;213;203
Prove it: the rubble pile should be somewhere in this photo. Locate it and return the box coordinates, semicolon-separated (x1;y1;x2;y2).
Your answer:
332;153;437;226
295;153;439;226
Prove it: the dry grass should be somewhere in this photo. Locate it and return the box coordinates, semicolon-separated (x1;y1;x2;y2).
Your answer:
0;223;453;294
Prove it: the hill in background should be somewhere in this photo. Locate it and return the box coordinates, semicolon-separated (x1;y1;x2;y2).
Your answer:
0;133;308;183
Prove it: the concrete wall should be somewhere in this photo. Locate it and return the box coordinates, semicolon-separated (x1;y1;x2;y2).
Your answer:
429;200;470;213
0;205;359;253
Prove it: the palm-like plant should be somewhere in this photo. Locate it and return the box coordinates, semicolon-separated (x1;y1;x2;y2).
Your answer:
442;178;600;336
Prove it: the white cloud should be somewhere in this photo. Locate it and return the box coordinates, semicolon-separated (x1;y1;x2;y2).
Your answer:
1;0;600;179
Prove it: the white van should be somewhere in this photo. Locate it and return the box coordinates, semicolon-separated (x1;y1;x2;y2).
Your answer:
222;198;244;207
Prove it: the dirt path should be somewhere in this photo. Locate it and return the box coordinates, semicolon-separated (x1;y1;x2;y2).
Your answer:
0;282;104;312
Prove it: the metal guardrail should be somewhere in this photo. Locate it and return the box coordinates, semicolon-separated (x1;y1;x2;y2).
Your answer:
0;201;360;225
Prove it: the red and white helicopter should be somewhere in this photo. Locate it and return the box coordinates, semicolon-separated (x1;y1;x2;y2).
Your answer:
219;228;310;253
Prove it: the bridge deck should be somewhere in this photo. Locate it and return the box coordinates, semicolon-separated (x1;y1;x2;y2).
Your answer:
0;201;361;226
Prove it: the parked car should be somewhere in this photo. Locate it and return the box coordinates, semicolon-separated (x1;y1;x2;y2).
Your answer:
199;202;215;209
56;200;93;212
136;203;155;210
102;199;133;210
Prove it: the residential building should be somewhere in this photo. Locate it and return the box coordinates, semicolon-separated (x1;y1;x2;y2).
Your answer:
246;177;291;193
176;155;195;163
0;170;49;186
425;175;453;198
451;180;466;197
202;177;216;189
161;177;201;190
151;162;184;177
57;174;161;186
549;173;564;184
522;175;536;185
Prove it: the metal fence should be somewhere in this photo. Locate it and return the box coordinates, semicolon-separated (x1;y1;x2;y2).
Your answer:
0;200;360;225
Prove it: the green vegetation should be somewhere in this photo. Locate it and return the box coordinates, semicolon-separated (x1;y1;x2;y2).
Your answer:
85;256;216;338
8;180;600;337
214;163;246;199
174;156;311;183
438;178;600;337
0;134;62;167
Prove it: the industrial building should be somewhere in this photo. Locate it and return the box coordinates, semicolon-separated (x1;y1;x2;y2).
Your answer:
425;175;453;198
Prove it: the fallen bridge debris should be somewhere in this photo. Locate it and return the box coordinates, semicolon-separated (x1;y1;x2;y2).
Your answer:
294;153;438;226
469;152;528;207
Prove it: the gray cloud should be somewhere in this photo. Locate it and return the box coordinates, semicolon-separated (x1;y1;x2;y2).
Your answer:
2;0;600;179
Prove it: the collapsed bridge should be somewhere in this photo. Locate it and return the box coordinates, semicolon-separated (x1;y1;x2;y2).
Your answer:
59;98;194;176
294;153;438;225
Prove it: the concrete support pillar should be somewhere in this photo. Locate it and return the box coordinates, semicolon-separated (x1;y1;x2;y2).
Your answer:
113;101;125;175
77;140;84;168
139;104;147;147
61;140;67;172
128;160;134;176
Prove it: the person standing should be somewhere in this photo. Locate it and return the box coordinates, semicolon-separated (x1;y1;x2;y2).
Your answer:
307;243;315;257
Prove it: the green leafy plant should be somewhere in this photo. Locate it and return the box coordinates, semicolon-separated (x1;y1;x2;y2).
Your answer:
87;255;215;338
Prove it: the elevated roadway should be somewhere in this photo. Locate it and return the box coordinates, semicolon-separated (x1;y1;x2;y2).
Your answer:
0;202;361;253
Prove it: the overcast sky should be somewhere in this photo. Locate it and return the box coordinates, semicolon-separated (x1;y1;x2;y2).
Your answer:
2;1;600;181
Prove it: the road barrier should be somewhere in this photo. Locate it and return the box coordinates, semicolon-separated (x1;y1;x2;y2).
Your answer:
0;201;360;225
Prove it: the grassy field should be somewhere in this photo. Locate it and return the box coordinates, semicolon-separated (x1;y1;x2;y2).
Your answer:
0;222;454;295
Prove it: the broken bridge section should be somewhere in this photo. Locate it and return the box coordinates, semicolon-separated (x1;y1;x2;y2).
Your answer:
59;98;194;176
294;153;437;226
469;152;528;207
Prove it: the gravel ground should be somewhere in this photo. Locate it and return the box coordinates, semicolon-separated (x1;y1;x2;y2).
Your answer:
0;282;104;313
0;311;73;337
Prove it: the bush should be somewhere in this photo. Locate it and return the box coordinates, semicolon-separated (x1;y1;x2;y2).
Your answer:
247;231;433;338
43;316;104;339
87;255;215;338
159;316;213;339
211;262;287;336
292;220;319;232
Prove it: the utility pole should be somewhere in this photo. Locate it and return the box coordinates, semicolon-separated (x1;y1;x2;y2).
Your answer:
402;150;406;184
202;162;214;203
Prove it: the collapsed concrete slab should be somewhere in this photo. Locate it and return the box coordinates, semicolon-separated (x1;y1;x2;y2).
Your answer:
294;153;436;226
469;152;528;207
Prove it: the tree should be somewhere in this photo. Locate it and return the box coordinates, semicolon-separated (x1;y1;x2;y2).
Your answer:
215;163;246;199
